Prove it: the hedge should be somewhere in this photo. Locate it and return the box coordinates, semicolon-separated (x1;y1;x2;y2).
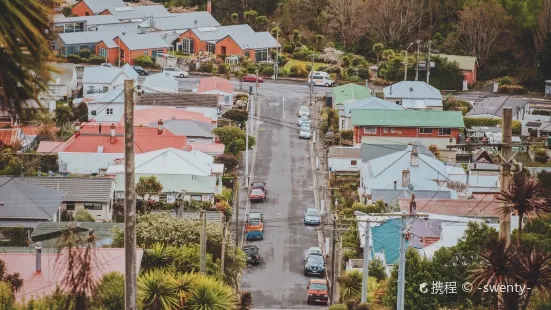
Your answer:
498;84;527;94
89;55;106;65
134;55;154;68
463;117;522;135
66;54;84;63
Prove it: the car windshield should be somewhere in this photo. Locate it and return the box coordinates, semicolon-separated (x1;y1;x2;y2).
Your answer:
307;255;324;264
249;220;260;226
300;107;309;112
252;183;264;188
243;247;257;254
310;283;328;290
306;210;318;216
249;213;261;220
251;189;263;195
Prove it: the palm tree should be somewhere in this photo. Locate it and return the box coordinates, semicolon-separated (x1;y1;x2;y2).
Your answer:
185;274;238;310
496;173;550;246
0;0;54;115
138;270;180;310
338;270;363;303
142;243;175;271
516;248;551;310
173;272;196;305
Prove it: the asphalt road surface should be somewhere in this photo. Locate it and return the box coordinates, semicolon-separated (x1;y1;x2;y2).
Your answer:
234;81;329;309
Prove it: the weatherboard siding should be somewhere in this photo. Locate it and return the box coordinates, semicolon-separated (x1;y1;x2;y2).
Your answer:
354;126;461;145
215;36;244;58
95;41;119;64
64;202;111;222
179;30;203;54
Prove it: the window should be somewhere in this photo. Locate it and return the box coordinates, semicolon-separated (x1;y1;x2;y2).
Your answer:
182;39;194;54
54;25;64;33
84;203;102;210
245;51;250;58
65;45;75;56
66;202;75;211
191;195;202;201
79;44;88;51
64;23;74;33
103;86;108;93
206;43;215;54
91;110;97;116
438;128;452;136
143;50;148;56
152;49;164;59
396;101;401;105
99;47;107;58
50;86;60;94
75;22;84;32
255;49;268;62
88;86;94;93
351;160;357;166
341;119;346;130
363;126;377;134
106;108;113;115
383;127;389;133
419;128;433;134
224;96;230;105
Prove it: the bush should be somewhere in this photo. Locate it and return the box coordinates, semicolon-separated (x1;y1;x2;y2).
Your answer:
348;75;362;83
512;120;521;135
329;304;348;310
535;148;550;163
498;84;527;94
217;63;230;74
199;60;214;72
66;54;84;63
372;78;391;86
246;63;259;74
289;64;308;77
74;209;95;222
93;272;124;310
261;66;274;77
340;130;353;141
277;69;289;77
78;49;91;59
325;66;344;78
463;117;502;128
282;44;293;54
443;97;472;115
498;76;515;86
357;67;370;80
89;55;106;65
292;46;315;60
134;55;154;68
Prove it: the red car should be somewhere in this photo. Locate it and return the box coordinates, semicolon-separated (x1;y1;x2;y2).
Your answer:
242;74;264;83
249;188;266;202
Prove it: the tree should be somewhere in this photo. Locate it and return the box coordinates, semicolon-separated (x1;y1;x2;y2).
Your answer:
445;0;513;67
496;173;550;246
372;43;384;65
212;126;256;156
537;33;551;79
315;35;325;51
365;0;424;47
254;15;269;31
222;109;248;123
136;176;163;203
138;270;180;310
74;209;95;222
230;13;239;24
214;154;240;173
428;144;441;159
326;0;369;48
55;105;74;127
337;270;362;302
142;243;176;272
185;274;237;310
243;10;258;27
134;55;154;68
369;258;387;282
93;272;124;310
291;29;301;49
0;0;54;115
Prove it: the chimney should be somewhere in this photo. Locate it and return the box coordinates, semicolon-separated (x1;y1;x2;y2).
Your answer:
409;194;416;215
110;123;116;144
75;122;81;131
35;243;42;273
98;123;102;134
411;147;419;166
206;0;212;13
394;180;397;190
402;169;410;187
157;119;164;135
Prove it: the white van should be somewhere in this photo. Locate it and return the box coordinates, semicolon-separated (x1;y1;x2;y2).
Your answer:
308;71;334;87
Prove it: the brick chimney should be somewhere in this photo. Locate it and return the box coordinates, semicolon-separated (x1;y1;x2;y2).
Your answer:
410;147;419;166
110;123;116;144
157;119;164;135
402;169;410;187
207;0;212;13
35;242;42;273
98;123;102;134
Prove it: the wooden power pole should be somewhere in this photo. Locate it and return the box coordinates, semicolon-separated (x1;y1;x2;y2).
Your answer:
200;210;207;273
499;108;513;245
124;79;137;310
221;216;227;274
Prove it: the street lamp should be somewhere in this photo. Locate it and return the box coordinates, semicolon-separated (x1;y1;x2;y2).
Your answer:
403;43;414;81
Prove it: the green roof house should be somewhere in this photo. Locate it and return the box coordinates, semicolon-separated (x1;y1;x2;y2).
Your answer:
332;83;372;108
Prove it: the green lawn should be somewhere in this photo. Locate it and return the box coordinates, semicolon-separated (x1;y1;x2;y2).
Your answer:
282;59;325;72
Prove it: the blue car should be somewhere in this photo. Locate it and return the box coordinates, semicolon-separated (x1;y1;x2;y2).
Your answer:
304;253;326;277
304;208;321;225
246;230;264;241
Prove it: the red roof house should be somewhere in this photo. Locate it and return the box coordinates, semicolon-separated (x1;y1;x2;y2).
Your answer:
128;107;215;126
0;129;19;146
398;199;502;218
197;77;234;95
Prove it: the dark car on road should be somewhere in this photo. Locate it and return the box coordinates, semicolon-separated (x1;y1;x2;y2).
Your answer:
133;65;149;76
304;253;326;277
242;74;264;83
251;182;267;194
243;245;260;265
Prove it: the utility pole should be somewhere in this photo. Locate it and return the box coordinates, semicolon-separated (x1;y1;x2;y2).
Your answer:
396;216;407;310
255;69;259;117
330;214;337;304
123;79;137;310
404;43;413;81
499;108;513;246
233;174;239;247
415;40;421;81
309;54;315;106
200;209;207;274
245;111;249;187
361;221;370;304
426;41;432;84
273;22;279;81
221;215;227;274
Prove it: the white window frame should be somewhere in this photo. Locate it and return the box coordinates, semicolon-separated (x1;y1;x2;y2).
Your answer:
438;128;452;136
191;195;203;201
419;128;433;134
99;47;107;58
363;126;376;134
88;86;94;93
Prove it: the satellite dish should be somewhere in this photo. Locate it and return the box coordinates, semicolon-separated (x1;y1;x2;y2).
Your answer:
407;184;414;190
409;87;414;92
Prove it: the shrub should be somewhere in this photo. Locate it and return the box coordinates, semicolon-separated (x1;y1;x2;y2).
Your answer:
246;63;259;74
325;66;343;78
348;75;362;83
261;66;274;77
277;69;288;77
74;209;95;222
289;64;308;77
357;67;370;80
282;44;293;54
372;78;391;86
535;148;549;163
340;130;353;141
66;54;83;63
217;63;230;74
93;272;124;310
443;97;472;115
498;76;515;86
292;46;316;60
512;120;521;135
78;49;91;59
134;55;154;68
329;304;348;310
89;55;106;65
498;84;527;94
199;60;214;72
463;117;501;128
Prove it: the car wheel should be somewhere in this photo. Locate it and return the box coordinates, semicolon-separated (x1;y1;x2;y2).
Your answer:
306;300;310;305
325;83;329;87
320;272;325;278
260;236;263;240
304;270;308;276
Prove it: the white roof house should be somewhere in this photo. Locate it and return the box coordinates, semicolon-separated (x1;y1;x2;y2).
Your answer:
143;73;179;94
148;12;221;31
383;81;443;110
42;63;78;100
102;5;170;21
116;33;170;50
82;64;138;96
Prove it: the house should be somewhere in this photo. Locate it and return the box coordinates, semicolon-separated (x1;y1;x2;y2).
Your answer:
99;33;169;66
53;14;121;34
332;83;372;108
84;89;125;123
56;122;187;174
177;24;278;61
99;5;170;21
72;0;125;16
197;77;234;106
149;12;220;31
398;199;505;223
131;107;215;126
187;143;225;156
0;247;142;302
23;177;116;222
42;63;78;100
136;93;219;121
143;73;179;94
0;177;65;228
338;97;403;130
438;54;477;85
0;99;56;126
107;147;224;200
358;144;456;204
56;28;137;57
327;146;361;173
360;142;434;163
82;64;138;96
351;109;464;148
0;127;39;152
31;222;124;248
383;81;443;110
466;97;528;119
150;119;216;143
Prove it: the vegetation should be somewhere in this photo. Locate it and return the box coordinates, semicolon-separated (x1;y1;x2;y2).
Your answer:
212;126;256;156
92;272;124;310
134;55;155;68
74;209;95;222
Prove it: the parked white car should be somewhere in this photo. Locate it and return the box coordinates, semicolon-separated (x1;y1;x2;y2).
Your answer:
299;127;312;139
308;71;334;87
299;106;310;117
162;67;189;78
298;115;310;126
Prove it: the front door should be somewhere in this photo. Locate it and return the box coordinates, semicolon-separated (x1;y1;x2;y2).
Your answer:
221;46;227;55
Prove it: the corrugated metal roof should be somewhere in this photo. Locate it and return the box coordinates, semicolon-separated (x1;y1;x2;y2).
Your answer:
361;143;434;162
153;12;220;31
332;83;372;105
371;188;453;205
22;177;114;203
137;93;218;107
53;14;120;26
383;81;442;100
143;73;179;93
151;119;215;137
58;29;124;45
398;199;502;217
31;222;124;247
351;109;465;128
82;67;123;84
83;0;125;13
114;173;216;194
105;5;170;20
197;77;233;94
117;32;169;50
188;143;224;156
327;146;361;158
438;54;477;71
190;24;277;50
342;97;403;116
